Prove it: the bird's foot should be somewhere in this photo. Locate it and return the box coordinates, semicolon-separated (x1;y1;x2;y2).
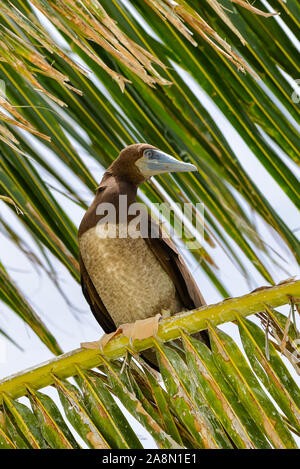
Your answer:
161;308;171;318
81;314;161;351
122;313;161;343
81;331;119;351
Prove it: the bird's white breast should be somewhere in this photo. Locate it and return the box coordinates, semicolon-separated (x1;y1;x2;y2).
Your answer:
79;225;182;326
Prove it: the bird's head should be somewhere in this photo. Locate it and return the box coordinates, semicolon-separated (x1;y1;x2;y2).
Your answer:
107;143;197;185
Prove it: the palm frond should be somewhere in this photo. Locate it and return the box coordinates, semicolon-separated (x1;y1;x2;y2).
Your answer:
0;279;299;448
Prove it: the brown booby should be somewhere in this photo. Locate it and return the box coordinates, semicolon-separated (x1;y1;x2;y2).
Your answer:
78;143;209;363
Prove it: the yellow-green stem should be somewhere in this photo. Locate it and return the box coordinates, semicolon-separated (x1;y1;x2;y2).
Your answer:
0;279;299;401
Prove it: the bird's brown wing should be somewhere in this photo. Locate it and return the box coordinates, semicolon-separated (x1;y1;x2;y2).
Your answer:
145;218;206;309
79;254;116;334
145;218;210;348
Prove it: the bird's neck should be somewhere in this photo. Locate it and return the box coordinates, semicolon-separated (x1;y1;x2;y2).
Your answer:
93;173;140;233
99;172;138;202
79;174;140;237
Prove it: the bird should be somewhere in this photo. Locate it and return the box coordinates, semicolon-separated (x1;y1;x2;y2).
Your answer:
78;143;209;367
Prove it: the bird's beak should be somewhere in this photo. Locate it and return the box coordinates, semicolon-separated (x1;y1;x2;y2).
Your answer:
136;149;197;178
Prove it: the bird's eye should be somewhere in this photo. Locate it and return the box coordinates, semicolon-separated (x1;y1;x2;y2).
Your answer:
144;149;153;159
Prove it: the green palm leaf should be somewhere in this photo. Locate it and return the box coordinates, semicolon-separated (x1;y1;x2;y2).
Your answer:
0;279;299;448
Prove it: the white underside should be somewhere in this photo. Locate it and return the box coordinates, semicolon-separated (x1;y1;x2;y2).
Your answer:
79;225;182;326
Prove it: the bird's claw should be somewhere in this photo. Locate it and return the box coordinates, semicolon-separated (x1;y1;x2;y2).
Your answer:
122;314;161;343
81;330;118;352
161;308;171;318
81;314;161;352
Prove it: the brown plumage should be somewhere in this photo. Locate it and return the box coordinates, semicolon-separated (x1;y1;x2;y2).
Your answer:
78;144;209;366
